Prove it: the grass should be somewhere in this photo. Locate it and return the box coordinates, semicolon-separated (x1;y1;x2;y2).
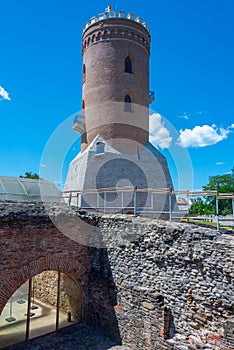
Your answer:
181;218;234;231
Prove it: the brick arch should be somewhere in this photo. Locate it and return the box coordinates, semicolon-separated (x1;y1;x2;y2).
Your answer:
96;31;101;41
0;255;88;314
102;29;108;39
110;29;115;37
83;28;149;53
136;33;140;40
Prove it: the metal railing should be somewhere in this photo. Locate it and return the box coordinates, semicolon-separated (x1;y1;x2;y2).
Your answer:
63;187;234;231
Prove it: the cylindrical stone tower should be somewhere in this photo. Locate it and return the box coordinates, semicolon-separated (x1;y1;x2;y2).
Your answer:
65;11;176;217
80;12;153;151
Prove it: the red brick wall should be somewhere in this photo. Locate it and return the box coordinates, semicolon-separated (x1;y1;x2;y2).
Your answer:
0;203;90;313
81;18;150;151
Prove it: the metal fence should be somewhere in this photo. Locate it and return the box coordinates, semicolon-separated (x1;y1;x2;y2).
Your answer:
63;187;234;231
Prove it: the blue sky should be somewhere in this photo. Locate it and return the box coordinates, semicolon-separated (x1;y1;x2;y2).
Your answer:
0;0;233;190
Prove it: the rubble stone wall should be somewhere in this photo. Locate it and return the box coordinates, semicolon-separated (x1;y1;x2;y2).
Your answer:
33;271;58;306
88;215;234;349
33;271;82;321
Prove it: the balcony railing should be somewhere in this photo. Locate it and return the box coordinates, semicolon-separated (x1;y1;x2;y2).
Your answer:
149;91;155;103
73;114;85;134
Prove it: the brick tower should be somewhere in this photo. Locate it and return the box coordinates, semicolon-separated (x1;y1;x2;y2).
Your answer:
65;11;176;216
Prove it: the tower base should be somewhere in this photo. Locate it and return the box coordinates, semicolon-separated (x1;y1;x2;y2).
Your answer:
64;136;176;218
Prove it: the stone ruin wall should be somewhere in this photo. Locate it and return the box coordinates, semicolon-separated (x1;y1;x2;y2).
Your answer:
33;271;58;306
33;271;82;321
0;202;233;350
87;215;234;349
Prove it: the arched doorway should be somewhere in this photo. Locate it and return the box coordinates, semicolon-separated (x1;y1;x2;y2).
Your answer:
0;270;82;349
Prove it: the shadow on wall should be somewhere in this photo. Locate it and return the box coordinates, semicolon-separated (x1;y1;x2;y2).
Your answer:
85;246;122;344
84;228;176;349
84;246;176;348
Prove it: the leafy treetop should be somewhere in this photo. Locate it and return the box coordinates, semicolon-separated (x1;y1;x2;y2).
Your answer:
189;168;234;216
19;172;40;179
203;174;234;193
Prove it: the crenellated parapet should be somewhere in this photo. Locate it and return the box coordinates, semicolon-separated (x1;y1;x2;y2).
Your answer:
82;12;151;55
83;11;150;32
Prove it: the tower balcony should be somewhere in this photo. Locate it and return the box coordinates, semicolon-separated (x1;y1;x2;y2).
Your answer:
73;115;85;134
149;91;155;104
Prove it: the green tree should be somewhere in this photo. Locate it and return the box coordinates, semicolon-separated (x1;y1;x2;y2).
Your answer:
189;198;204;215
189;197;212;215
203;173;234;215
19;172;40;179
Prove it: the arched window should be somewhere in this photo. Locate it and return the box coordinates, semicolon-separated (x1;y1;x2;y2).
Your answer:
82;64;86;82
81;100;87;144
82;100;85;123
125;56;132;73
95;142;105;155
124;95;132;112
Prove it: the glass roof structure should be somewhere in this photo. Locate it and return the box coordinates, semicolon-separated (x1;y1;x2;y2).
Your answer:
0;176;62;202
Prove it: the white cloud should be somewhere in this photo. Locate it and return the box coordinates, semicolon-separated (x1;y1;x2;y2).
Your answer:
197;110;206;115
0;85;11;100
216;162;225;165
149;113;172;149
178;113;190;120
178;124;232;148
